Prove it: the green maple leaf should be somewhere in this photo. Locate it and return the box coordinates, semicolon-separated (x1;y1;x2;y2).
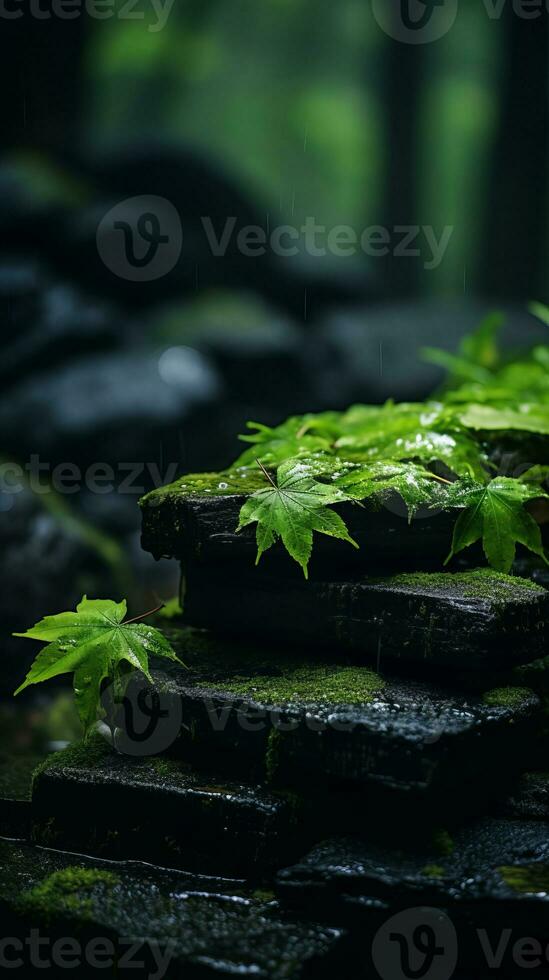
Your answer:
14;597;182;735
458;403;549;436
333;461;448;519
334;402;486;479
235;414;338;468
443;478;549;572
237;459;357;577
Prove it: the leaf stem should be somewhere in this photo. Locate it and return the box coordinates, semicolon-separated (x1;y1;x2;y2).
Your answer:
123;603;165;625
256;458;277;488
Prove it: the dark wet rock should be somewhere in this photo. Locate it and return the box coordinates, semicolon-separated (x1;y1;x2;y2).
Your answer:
276;820;549;971
500;772;549;821
1;281;122;387
140;482;459;571
0;349;222;470
31;738;304;877
316;301;549;405
134;627;540;822
1;839;345;979
179;568;549;671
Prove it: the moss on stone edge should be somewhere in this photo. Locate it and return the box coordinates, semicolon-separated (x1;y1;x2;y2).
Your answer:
140;466;267;507
483;686;535;708
31;735;111;786
375;568;546;602
499;864;549;894
16;868;120;923
215;665;385;707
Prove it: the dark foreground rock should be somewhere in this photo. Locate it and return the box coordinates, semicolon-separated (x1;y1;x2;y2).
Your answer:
0;839;345;979
276;819;549;972
123;627;540;822
31;738;303;877
180;568;549;670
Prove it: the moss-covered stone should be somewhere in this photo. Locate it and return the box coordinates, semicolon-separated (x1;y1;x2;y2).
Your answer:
140;477;459;570
140;628;540;821
1;840;344;978
498;863;549;894
216;665;385;706
16;867;120;923
140;466;267;504
31;735;111;787
30;739;305;877
483;686;535;708
379;568;545;602
181;567;549;670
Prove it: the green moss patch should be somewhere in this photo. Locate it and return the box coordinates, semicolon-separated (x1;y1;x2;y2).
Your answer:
32;735;111;786
17;867;120;922
377;569;545;603
483;686;534;708
140;466;267;506
215;665;385;706
499;864;549;894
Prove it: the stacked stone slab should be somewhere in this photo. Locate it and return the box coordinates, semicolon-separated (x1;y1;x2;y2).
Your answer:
9;484;549;977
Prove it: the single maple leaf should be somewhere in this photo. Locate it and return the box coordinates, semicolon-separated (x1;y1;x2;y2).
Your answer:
443;477;549;572
237;458;357;577
14;597;182;735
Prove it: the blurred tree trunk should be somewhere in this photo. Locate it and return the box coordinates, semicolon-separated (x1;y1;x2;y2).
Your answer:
382;40;424;297
480;11;549;300
1;12;88;153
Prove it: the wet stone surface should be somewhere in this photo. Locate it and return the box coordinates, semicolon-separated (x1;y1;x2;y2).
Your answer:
500;772;549;821
276;819;549;970
0;839;345;979
31;738;304;878
137;627;540;821
178;568;549;671
140;482;459;572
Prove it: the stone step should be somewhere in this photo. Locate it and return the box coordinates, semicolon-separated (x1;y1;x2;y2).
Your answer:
131;627;540;821
1;839;345;979
180;569;549;671
140;483;463;573
276;818;549;973
140;480;549;579
30;738;303;879
499;772;549;821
